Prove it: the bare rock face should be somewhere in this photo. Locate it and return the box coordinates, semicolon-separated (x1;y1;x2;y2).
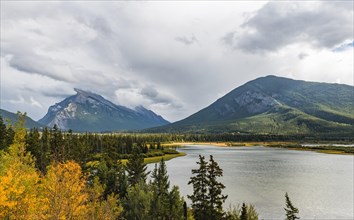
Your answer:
234;90;280;114
46;103;77;129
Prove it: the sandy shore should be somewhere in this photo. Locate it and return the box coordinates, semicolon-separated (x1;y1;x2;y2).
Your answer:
163;142;228;147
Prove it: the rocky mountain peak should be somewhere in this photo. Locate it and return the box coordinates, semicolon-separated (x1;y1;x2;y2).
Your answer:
38;89;169;131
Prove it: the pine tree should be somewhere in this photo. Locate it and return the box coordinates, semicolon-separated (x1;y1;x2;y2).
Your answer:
126;147;149;186
188;155;209;220
225;204;259;220
5;126;14;150
149;158;185;219
240;203;247;220
167;185;185;220
207;155;227;219
38;127;51;173
50;124;66;162
0;116;7;150
123;182;153;220
188;155;227;220
284;192;299;220
105;160;128;200
150;158;170;218
26;128;41;170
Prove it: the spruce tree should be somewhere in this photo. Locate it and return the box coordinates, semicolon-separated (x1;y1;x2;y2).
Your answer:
105;160;128;200
26;128;41;169
50;124;65;162
123;182;152;220
0;116;7;150
126;147;149;186
188;155;209;220
188;155;227;220
284;192;300;220
38;127;51;173
150;158;184;219
240;203;247;220
207;155;227;219
167;185;185;220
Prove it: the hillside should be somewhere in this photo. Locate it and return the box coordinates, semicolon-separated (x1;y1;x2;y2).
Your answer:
149;76;354;135
0;109;43;129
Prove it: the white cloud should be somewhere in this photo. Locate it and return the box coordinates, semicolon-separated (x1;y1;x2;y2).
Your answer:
9;95;25;105
1;1;353;122
225;1;353;53
30;97;43;109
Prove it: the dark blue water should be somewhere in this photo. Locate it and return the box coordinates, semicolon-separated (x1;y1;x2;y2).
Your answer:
148;145;354;219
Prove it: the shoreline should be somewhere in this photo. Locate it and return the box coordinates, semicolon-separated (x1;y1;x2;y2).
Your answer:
163;141;354;155
121;152;186;165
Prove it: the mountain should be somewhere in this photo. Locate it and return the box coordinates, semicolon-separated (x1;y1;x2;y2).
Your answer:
149;75;354;135
0;109;43;129
38;88;169;132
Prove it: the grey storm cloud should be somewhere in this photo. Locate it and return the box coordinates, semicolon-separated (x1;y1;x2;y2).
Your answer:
141;87;159;99
1;1;353;121
175;36;198;45
298;52;309;60
8;55;74;82
224;1;354;53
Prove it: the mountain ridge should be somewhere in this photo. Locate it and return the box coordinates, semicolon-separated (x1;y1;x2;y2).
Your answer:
0;109;43;129
148;75;354;135
38;88;169;132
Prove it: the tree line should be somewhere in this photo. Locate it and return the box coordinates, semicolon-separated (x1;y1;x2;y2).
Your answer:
0;113;300;219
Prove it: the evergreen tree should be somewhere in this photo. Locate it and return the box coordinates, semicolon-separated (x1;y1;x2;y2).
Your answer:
167;185;185;220
149;158;185;220
225;204;259;220
105;160;128;200
0;116;7;150
126;147;149;186
240;203;247;220
188;155;227;220
50;124;66;162
207;155;227;219
38;127;51;173
123;182;152;220
284;192;299;220
5;126;15;150
26;128;41;169
149;158;185;219
188;155;209;220
150;159;170;218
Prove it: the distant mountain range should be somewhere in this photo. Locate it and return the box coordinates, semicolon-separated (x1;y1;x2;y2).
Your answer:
2;76;354;135
37;88;169;132
148;75;354;135
0;109;43;129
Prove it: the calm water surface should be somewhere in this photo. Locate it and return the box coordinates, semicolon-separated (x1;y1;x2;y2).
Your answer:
147;145;354;219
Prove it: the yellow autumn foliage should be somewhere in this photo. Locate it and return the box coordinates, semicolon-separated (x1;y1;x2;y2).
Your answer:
41;161;88;219
86;177;123;220
0;113;42;219
0;113;122;219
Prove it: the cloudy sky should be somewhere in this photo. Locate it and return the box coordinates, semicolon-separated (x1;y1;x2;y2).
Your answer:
1;1;353;122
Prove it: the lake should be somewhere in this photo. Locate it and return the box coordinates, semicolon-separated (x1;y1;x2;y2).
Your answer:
147;145;354;219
